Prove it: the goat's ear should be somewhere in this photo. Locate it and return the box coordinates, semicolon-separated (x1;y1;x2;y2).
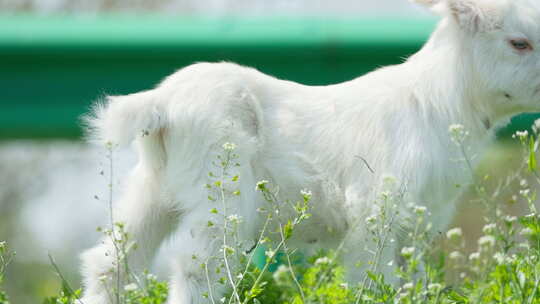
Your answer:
410;0;448;15
411;0;439;7
447;0;503;33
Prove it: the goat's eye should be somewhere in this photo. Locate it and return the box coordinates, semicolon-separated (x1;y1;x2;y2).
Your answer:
509;39;533;51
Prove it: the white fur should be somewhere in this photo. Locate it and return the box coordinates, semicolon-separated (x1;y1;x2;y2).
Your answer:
81;0;540;303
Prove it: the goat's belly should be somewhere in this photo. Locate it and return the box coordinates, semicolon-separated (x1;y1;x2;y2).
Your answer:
257;149;351;240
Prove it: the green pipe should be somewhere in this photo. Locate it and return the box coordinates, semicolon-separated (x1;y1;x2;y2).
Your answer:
0;15;534;138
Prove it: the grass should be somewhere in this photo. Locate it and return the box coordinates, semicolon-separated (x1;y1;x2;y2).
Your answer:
2;125;540;303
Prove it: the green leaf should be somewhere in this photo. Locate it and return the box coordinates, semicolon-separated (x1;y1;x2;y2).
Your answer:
284;220;294;240
529;136;536;172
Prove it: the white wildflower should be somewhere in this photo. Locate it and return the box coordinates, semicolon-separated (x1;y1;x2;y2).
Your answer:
381;175;398;192
520;227;534;236
413;205;427;215
220;297;226;303
493;252;506;264
534;119;540;133
315;257;332;265
519;242;530;249
227;214;242;224
428;283;442;292
403;282;414;290
222;245;235;255
493;252;516;265
98;275;108;282
272;265;289;283
513;130;529;139
397;292;409;300
401;247;415;258
236;273;244;280
520;189;531;196
520;179;529;187
449;124;464;133
265;249;275;259
469;252;480;261
365;215;377;225
340;283;349;289
482;223;497;234
446;227;462;240
478;235;496;248
449;124;469;144
449;251;463;260
380;190;391;198
300;189;312;200
361;295;373;301
255;180;269;191
146;273;157;280
503;215;517;224
222;142;236;151
124;283;137;291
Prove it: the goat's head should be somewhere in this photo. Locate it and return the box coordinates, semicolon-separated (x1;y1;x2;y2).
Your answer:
415;0;540;117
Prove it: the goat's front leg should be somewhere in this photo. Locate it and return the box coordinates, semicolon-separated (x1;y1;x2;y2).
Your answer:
80;166;178;304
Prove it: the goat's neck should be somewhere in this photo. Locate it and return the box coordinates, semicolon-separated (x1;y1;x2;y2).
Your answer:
407;33;498;148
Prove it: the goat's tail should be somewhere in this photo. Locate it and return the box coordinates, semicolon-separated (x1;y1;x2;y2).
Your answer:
83;90;165;147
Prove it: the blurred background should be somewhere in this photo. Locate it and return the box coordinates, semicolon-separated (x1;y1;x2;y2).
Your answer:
0;1;537;302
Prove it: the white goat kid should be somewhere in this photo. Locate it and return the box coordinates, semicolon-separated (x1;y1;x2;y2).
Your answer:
81;0;540;303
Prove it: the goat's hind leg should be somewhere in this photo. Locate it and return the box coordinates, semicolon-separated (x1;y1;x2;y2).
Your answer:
80;163;178;304
164;145;262;303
